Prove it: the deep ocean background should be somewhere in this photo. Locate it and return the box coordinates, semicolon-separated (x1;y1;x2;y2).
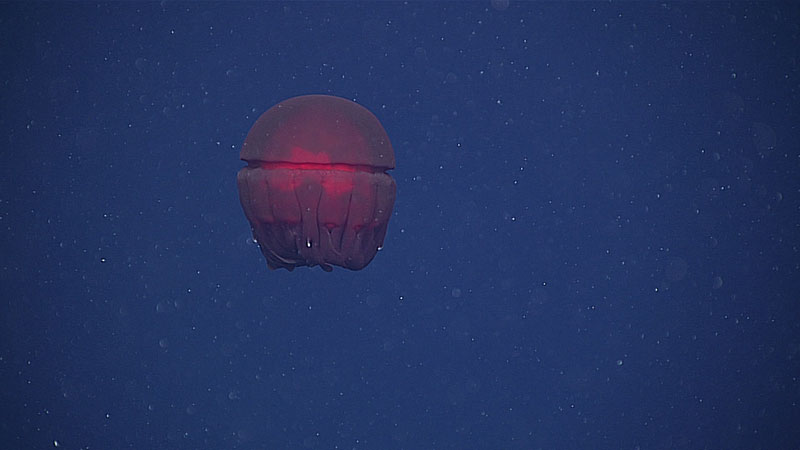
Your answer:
1;2;799;449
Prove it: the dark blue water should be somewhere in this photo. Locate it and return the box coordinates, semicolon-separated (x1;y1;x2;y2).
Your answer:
2;2;798;449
